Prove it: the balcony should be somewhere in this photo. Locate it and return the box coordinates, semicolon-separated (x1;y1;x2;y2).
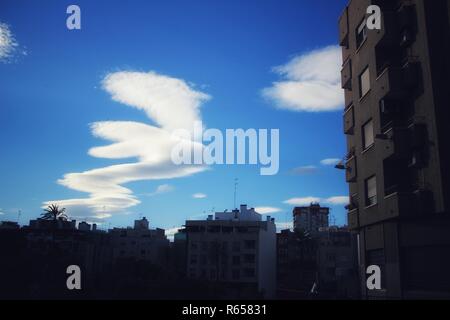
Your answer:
345;156;357;183
378;127;410;160
343;105;355;135
372;11;398;48
348;209;359;230
376;67;406;100
384;189;434;219
384;192;413;219
341;59;352;90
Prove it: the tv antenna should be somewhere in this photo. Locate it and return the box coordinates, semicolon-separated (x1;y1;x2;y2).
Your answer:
17;209;22;224
233;178;238;209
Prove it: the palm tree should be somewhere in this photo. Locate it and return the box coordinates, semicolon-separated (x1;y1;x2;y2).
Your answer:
41;204;68;222
40;204;68;244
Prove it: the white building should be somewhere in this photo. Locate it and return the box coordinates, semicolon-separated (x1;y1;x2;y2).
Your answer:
185;205;276;299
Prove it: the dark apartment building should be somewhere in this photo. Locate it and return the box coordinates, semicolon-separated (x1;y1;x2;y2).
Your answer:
339;0;450;298
293;203;329;234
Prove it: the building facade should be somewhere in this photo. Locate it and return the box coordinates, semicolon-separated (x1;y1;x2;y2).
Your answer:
339;0;450;298
109;217;169;265
184;205;277;299
293;203;329;234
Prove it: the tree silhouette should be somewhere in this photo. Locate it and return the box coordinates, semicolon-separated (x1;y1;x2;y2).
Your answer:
41;204;68;222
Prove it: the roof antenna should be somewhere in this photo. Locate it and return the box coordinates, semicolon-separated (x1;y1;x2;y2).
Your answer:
233;178;238;209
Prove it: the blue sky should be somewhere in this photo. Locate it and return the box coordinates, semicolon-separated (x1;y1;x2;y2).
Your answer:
0;0;349;233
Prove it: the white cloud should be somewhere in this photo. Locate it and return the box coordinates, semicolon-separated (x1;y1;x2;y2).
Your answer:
102;71;210;132
0;22;17;61
255;207;282;214
165;227;182;237
144;184;175;196
283;196;349;207
192;193;207;199
290;165;317;175
262;45;344;112
283;197;321;206
276;221;293;232
44;71;210;220
324;196;349;205
320;158;341;166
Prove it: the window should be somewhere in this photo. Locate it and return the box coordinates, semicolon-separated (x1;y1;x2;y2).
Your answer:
363;119;374;149
356;18;368;48
232;241;240;252
365;176;377;206
359;67;370;98
244;254;255;263
244;268;255;277
232;255;241;266
232;269;240;280
244;240;256;249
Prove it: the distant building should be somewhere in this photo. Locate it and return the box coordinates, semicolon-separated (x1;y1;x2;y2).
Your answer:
316;226;359;298
78;221;91;231
134;216;149;230
293;203;329;234
277;225;359;299
184;205;277;299
277;228;317;299
0;221;20;229
29;218;76;230
109;217;169;265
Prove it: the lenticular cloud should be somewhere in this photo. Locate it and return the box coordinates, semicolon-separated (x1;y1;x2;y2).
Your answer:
44;71;210;221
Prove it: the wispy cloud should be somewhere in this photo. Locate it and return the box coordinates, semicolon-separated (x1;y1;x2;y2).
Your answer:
283;197;321;206
143;184;175;196
44;71;210;220
320;158;341;166
276;221;293;232
290;165;318;175
262;45;343;112
324;196;349;205
0;22;26;63
255;207;282;214
192;193;207;199
283;196;348;207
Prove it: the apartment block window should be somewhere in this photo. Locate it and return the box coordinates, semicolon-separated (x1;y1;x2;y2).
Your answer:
244;268;255;277
244;240;256;249
244;254;255;264
232;241;240;252
356;18;368;48
365;176;377;206
362;119;374;149
232;255;241;266
359;67;371;98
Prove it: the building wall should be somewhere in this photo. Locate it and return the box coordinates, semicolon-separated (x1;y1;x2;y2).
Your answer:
339;0;450;299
